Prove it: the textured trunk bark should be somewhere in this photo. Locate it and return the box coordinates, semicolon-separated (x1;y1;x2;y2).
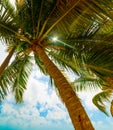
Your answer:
0;46;16;75
33;45;94;130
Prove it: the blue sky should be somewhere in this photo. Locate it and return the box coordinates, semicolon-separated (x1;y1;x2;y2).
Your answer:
0;44;113;130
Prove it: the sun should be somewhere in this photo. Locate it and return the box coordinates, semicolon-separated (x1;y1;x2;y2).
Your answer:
52;37;58;42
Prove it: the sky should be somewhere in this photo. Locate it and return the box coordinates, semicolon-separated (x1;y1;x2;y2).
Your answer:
1;1;113;130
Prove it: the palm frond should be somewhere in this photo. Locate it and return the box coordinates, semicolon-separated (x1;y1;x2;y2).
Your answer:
0;55;33;102
12;55;33;103
1;0;16;17
48;75;57;88
73;76;102;92
38;0;59;38
34;54;48;75
0;0;17;43
0;89;5;103
40;0;81;41
92;90;113;115
42;0;113;40
48;49;80;75
0;0;31;44
15;0;59;38
85;44;113;78
58;21;113;80
0;63;16;100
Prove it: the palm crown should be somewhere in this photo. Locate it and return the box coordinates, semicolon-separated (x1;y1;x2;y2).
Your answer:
1;0;113;129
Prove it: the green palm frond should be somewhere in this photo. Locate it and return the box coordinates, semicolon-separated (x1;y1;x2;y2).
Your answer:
92;90;113;115
48;76;60;98
98;20;113;35
0;89;5;103
0;63;16;100
57;20;113;79
34;54;48;75
0;0;31;44
84;44;113;79
43;0;113;40
14;0;59;38
0;0;18;43
61;21;107;56
1;0;16;17
12;55;33;103
48;49;81;75
48;76;57;89
73;76;102;92
0;55;33;102
83;0;113;20
46;20;100;63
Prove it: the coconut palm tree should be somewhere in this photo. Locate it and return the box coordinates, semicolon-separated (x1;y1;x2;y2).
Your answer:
1;0;113;129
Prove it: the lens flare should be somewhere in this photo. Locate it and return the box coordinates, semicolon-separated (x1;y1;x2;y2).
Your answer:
52;37;58;42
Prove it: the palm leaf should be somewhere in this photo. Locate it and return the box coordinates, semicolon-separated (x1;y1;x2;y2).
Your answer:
84;44;113;78
34;54;48;75
0;0;31;44
73;76;102;92
92;90;113;115
0;55;33;102
58;20;113;79
0;89;5;103
39;0;81;41
12;55;33;103
42;0;113;41
0;63;16;100
48;49;80;75
0;0;17;43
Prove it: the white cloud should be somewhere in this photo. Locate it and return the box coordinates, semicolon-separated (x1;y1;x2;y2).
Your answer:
0;44;7;64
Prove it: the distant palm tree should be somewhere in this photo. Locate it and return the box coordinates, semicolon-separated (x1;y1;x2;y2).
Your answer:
1;0;113;129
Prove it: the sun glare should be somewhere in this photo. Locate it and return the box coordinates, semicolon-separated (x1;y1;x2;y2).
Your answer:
52;37;58;42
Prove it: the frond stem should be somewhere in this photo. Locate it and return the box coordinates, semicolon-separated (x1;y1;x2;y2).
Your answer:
0;23;31;44
86;64;113;74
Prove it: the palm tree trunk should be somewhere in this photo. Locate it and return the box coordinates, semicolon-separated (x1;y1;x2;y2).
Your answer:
0;46;16;75
33;45;94;130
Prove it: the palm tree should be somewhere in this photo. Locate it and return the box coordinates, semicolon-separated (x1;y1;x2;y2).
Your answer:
1;0;113;129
